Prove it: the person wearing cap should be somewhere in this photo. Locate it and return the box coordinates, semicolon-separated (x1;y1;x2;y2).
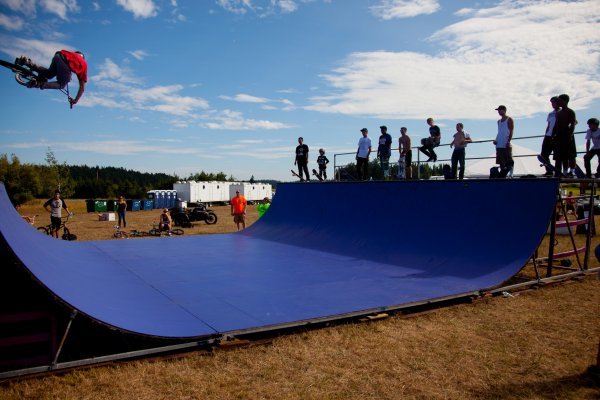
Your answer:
356;128;372;180
419;118;441;162
294;137;310;181
551;94;577;177
493;105;514;177
377;126;392;179
230;190;247;230
398;127;412;179
583;117;600;178
43;189;70;239
159;208;173;235
540;97;560;176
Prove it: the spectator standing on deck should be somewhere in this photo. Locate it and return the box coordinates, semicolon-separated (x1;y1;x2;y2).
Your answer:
449;123;472;180
294;137;310;181
493;105;514;178
230;190;247;230
583;117;600;178
43;190;70;239
552;94;577;177
356;128;372;180
377;125;392;179
540;96;560;176
316;149;330;180
398;127;412;179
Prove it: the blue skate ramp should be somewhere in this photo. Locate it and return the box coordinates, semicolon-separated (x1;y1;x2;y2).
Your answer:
0;180;558;338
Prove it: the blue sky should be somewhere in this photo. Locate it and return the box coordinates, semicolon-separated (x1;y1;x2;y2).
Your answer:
0;0;599;181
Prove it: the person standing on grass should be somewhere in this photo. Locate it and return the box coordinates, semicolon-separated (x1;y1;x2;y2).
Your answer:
294;137;310;181
43;189;70;238
449;123;472;180
257;197;271;219
398;127;412;179
116;195;127;228
356;128;372;180
230;190;247;230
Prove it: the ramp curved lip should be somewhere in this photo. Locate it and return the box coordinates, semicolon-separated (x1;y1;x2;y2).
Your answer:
0;179;558;338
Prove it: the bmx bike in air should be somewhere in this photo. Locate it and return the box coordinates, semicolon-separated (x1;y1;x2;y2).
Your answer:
0;58;75;108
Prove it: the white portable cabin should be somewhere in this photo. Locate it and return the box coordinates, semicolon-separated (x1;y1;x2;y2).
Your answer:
173;181;234;204
229;183;272;203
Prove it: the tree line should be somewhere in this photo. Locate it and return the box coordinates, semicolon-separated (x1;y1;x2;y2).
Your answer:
0;150;243;205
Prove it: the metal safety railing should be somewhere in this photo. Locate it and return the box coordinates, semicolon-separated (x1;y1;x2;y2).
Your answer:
333;130;591;180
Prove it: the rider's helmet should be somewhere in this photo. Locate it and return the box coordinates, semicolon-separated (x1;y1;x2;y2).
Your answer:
74;51;85;59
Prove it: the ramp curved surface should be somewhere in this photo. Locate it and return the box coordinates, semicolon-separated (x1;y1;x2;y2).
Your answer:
0;180;558;338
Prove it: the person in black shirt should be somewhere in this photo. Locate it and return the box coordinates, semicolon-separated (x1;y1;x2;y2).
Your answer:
317;148;330;180
419;117;441;162
294;137;310;181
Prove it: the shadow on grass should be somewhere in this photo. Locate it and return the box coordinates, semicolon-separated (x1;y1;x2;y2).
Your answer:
471;366;599;399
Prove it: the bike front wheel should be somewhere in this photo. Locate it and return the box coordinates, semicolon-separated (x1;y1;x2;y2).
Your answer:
37;226;49;235
149;228;161;237
114;231;129;239
205;213;217;225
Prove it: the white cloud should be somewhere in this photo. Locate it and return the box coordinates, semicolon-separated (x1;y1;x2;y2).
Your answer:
216;0;302;16
0;13;24;30
221;93;270;103
0;0;78;20
40;0;79;20
308;0;600;120
370;0;440;20
202;109;293;130
86;58;209;116
116;0;158;19
0;35;69;63
128;49;148;60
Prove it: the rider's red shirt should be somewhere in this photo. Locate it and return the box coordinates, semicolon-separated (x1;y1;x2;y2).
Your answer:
60;50;88;82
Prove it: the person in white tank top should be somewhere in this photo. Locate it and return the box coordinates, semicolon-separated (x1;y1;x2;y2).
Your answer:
493;105;514;177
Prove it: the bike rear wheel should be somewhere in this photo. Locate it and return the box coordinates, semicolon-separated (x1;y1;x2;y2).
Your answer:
114;231;129;239
0;60;37;86
171;228;184;235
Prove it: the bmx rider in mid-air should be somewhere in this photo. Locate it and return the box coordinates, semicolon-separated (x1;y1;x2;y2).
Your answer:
16;50;87;106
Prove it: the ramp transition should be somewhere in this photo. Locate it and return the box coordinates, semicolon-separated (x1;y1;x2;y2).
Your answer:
0;180;558;338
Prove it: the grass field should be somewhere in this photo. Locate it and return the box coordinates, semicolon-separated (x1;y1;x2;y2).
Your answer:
1;199;599;399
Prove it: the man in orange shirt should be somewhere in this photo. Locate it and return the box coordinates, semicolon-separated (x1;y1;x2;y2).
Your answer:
230;190;247;231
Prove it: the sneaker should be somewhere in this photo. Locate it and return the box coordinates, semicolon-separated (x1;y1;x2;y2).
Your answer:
14;56;29;66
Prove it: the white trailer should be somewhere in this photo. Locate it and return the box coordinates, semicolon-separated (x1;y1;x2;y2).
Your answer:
229;183;272;203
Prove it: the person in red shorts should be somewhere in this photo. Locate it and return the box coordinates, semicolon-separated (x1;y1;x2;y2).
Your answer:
230;190;247;231
16;50;87;106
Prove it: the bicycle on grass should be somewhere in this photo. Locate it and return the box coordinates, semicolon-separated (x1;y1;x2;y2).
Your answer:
37;213;76;240
0;58;75;108
149;224;184;237
113;225;151;239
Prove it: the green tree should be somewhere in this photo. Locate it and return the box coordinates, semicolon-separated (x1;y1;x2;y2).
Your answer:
44;147;73;197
